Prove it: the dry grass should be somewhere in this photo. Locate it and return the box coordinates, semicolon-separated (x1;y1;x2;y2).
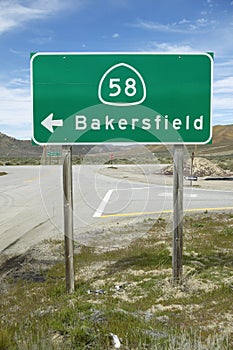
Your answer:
1;212;233;349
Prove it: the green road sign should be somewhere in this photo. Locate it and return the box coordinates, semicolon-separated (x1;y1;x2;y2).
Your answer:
31;52;213;145
47;151;61;157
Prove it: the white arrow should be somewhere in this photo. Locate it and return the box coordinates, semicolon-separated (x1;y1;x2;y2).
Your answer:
41;113;63;133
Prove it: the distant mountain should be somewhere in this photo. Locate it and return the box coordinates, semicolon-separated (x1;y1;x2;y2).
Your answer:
212;124;233;144
0;133;92;157
0;124;232;158
147;124;233;157
196;124;233;157
0;132;42;157
0;132;123;158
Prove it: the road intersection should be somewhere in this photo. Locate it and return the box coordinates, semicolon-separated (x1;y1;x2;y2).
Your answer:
0;165;232;255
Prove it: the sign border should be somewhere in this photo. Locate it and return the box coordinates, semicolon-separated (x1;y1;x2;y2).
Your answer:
31;52;213;146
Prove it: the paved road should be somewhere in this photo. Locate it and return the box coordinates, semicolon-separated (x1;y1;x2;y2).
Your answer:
0;165;232;255
0;166;60;254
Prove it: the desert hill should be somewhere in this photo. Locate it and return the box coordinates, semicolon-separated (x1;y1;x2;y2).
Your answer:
212;124;233;144
0;132;42;157
0;132;92;158
0;124;232;158
146;124;233;157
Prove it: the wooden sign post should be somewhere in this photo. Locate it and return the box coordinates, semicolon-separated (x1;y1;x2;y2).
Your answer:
63;146;75;293
173;145;184;284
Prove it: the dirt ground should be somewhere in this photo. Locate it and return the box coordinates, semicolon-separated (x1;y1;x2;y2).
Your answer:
100;165;233;191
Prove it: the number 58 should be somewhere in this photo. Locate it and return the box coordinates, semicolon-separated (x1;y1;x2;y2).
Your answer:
109;78;137;97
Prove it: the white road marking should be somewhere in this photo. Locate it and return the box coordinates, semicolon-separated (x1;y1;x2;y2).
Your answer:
113;186;150;191
93;189;113;217
158;192;198;198
158;192;172;197
93;187;149;217
93;187;198;218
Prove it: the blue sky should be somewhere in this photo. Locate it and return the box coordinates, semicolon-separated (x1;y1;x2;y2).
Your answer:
0;0;232;139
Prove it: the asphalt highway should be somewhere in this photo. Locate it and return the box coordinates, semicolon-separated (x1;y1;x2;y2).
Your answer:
0;165;232;255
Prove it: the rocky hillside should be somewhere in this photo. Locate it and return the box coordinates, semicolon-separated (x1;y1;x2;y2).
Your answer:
163;157;231;177
0;132;92;157
212;124;233;144
0;132;42;157
147;124;233;157
0;124;232;158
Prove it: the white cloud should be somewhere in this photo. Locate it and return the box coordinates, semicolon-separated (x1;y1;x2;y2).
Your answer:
146;42;194;52
178;19;190;25
9;48;28;57
0;84;31;127
133;20;171;32
213;95;233;110
30;35;53;45
112;33;120;39
216;59;233;67
213;76;233;123
214;77;233;94
131;17;215;34
196;18;208;26
213;82;233;125
213;112;233;125
0;0;78;35
8;77;30;87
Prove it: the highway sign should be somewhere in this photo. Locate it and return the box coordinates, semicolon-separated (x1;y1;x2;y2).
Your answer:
31;52;213;145
47;151;61;157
